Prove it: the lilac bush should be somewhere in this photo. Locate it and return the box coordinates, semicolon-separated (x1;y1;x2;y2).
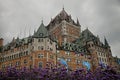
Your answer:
0;66;120;80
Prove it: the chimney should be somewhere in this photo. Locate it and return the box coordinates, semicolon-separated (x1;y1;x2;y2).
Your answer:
0;38;4;47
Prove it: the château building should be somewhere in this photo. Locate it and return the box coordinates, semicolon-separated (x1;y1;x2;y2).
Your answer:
0;8;119;71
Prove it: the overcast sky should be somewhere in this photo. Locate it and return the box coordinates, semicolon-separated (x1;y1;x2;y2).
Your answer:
0;0;120;57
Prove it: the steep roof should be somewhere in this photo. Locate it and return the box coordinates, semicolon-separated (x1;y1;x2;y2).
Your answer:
82;28;94;39
74;28;97;45
47;8;81;29
33;21;49;38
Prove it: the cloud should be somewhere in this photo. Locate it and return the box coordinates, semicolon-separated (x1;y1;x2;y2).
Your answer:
0;0;120;57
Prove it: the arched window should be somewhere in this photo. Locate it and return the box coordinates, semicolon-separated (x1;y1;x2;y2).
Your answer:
39;62;43;68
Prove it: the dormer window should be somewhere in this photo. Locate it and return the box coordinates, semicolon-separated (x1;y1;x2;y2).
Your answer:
39;33;43;37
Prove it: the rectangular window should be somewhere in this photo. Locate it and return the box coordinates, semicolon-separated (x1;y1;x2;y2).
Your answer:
41;46;44;50
24;59;27;64
16;61;20;66
50;55;54;59
50;48;53;51
47;46;49;50
66;58;71;62
2;64;5;68
9;63;12;67
32;39;34;42
30;56;32;60
76;54;80;56
38;54;44;58
76;59;81;64
38;39;43;42
65;51;70;55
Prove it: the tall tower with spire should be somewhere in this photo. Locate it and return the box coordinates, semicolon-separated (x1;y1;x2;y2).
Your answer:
47;8;81;45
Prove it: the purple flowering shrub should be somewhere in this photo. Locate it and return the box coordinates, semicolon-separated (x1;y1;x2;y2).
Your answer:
0;66;120;80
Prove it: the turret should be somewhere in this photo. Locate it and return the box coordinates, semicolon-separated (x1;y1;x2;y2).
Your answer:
33;20;49;38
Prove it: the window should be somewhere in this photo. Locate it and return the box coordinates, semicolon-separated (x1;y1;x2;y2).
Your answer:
76;54;80;56
30;56;32;60
50;48;53;51
26;51;28;55
39;33;43;37
66;58;71;62
38;38;43;42
50;55;54;59
38;46;40;50
65;51;70;55
24;59;27;64
39;62;42;68
32;39;34;42
9;63;12;67
38;46;44;50
38;54;44;58
30;65;32;69
41;46;44;50
32;46;34;50
57;50;60;53
50;41;52;45
85;55;87;58
16;61;20;66
47;46;49;50
76;59;81;64
2;64;5;68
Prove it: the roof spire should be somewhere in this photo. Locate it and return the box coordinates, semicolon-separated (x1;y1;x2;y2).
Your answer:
87;27;88;30
33;21;48;38
62;5;64;10
41;18;43;23
29;26;31;36
77;18;80;26
104;36;109;47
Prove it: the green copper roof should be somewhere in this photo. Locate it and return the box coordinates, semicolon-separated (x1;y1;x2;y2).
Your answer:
82;28;94;39
33;21;49;38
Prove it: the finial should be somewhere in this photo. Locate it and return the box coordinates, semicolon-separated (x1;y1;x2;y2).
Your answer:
62;5;64;10
104;36;109;46
29;26;31;36
51;17;53;21
24;26;26;37
97;35;99;37
76;17;80;26
87;27;88;30
34;29;36;33
41;18;43;23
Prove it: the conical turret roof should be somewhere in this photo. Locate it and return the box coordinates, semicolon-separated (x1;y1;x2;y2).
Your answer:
33;21;49;38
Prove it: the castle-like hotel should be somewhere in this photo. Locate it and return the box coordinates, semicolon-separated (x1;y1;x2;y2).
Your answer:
0;8;120;71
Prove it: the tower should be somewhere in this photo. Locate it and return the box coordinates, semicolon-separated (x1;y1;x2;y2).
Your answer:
47;8;81;45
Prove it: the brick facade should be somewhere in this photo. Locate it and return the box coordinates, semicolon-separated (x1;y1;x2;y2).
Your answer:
0;8;119;71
